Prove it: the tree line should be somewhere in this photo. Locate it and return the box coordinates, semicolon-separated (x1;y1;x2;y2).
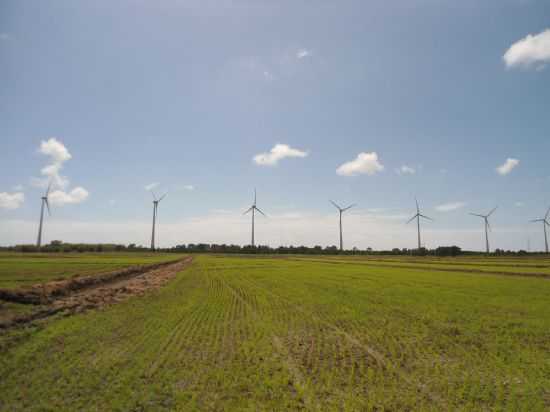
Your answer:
0;241;537;256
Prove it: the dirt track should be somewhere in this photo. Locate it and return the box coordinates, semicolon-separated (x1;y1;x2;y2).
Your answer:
0;257;193;329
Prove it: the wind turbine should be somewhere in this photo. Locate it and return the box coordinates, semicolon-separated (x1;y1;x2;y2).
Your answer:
243;189;267;247
36;183;52;249
150;191;167;251
406;198;433;250
530;207;550;253
469;206;497;254
330;200;355;252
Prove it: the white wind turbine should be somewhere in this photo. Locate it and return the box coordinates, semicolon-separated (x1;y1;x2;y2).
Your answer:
36;183;52;249
150;190;167;251
530;206;550;253
330;200;356;252
243;189;267;247
406;198;433;250
470;206;497;254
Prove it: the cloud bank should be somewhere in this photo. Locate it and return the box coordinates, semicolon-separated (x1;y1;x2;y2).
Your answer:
253;144;308;166
336;152;384;176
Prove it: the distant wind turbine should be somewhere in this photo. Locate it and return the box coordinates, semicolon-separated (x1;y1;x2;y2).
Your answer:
36;183;52;249
330;200;355;252
150;190;167;251
243;189;267;247
530;207;550;253
470;206;497;254
407;198;433;250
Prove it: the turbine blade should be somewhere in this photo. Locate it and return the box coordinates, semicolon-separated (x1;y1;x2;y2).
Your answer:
158;192;168;202
487;221;492;232
406;214;418;224
45;181;52;197
150;190;157;201
420;214;433;221
342;204;356;212
545;207;550;221
415;197;419;213
470;213;484;218
243;207;253;215
487;206;498;217
330;200;342;211
255;207;267;217
531;219;544;223
45;198;51;216
254;189;257;206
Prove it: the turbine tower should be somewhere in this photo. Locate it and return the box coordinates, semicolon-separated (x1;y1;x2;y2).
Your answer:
243;189;267;247
150;191;167;251
469;207;497;254
330;200;355;252
36;183;52;249
406;198;433;250
530;207;550;253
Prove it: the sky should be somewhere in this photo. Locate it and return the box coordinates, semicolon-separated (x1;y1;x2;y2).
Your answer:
1;0;550;251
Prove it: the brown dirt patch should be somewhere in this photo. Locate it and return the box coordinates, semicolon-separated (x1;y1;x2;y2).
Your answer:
0;257;193;329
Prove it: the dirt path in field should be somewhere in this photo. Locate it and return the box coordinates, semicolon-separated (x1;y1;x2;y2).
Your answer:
0;257;193;329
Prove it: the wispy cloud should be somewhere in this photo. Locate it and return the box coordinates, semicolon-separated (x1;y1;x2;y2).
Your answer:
0;192;24;210
181;185;195;191
145;182;160;191
496;158;519;175
336;152;384;177
395;165;416;175
435;202;466;212
296;48;312;59
253;144;308;166
503;28;550;70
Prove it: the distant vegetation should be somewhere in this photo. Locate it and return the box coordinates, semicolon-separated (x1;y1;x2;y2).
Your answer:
0;241;537;257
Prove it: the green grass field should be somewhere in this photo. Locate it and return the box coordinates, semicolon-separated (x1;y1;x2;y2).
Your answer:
0;253;182;289
1;254;549;410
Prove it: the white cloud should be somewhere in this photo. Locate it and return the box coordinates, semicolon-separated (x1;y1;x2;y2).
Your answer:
253;144;308;166
503;29;550;70
336;152;384;176
31;138;89;206
496;158;519;175
35;137;72;189
48;187;89;206
145;182;160;191
182;185;195;191
515;202;525;207
296;48;312;59
0;192;24;210
396;165;416;175
435;202;466;212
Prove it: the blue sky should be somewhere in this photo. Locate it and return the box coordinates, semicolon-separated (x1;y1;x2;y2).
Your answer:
1;0;549;250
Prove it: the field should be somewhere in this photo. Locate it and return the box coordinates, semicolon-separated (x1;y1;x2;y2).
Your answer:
0;252;181;289
1;254;549;411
